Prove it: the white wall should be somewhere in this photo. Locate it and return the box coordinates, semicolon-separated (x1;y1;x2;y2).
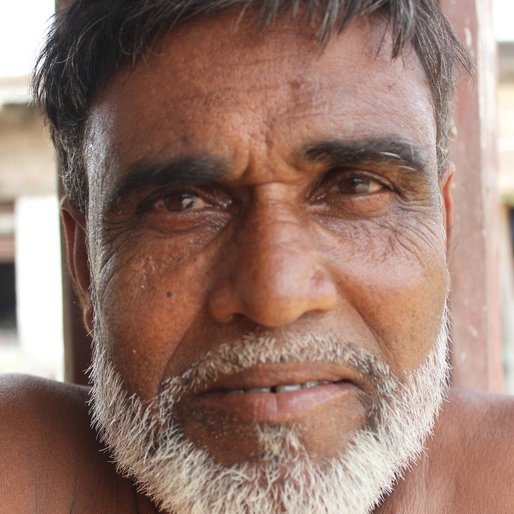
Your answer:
13;195;63;379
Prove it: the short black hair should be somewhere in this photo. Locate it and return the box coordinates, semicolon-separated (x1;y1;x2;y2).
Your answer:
33;0;471;213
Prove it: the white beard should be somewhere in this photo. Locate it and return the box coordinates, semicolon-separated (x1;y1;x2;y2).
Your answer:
90;310;450;514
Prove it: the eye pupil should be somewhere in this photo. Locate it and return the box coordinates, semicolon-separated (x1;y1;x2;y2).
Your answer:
336;176;372;194
181;194;196;210
162;192;202;211
351;178;369;194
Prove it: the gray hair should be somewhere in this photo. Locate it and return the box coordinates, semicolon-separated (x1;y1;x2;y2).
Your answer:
33;0;471;213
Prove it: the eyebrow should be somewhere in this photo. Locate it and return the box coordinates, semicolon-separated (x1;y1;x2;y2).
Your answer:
106;154;228;213
105;138;430;213
301;138;431;174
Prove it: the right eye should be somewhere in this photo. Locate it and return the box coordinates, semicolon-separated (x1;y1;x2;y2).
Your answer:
135;186;234;234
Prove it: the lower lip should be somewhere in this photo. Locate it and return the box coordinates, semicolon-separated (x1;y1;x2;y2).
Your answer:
188;382;358;423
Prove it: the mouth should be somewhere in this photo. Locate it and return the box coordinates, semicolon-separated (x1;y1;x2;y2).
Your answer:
212;379;336;395
183;365;363;423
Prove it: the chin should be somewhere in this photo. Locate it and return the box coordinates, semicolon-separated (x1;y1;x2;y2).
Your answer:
90;313;449;514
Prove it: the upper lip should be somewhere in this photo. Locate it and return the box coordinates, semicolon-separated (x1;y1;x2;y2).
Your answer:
191;363;367;396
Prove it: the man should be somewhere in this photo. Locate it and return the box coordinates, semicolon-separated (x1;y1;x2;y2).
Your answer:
1;0;513;512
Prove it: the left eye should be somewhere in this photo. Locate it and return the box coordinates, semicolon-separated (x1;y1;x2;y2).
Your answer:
156;191;208;212
330;176;385;195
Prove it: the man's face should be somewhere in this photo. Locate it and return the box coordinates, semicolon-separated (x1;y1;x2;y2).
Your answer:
69;11;452;512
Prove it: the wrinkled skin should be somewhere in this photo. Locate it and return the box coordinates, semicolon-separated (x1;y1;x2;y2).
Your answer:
70;14;450;465
0;12;512;514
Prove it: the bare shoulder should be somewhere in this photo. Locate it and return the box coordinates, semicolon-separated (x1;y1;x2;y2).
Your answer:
0;372;91;448
0;374;89;510
0;371;89;415
0;373;92;457
446;387;514;449
432;388;514;512
0;374;144;513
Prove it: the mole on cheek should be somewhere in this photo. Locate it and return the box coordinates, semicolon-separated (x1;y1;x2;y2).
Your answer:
166;291;174;299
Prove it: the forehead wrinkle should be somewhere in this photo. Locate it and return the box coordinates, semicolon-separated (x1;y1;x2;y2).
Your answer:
84;12;436;211
127;14;412;104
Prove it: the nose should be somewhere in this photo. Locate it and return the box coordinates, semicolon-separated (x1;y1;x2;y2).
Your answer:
207;200;338;327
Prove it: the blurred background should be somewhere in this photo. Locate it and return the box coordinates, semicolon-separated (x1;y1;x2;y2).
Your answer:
0;0;62;379
0;1;513;392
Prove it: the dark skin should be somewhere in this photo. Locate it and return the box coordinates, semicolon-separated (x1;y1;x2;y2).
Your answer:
1;13;513;513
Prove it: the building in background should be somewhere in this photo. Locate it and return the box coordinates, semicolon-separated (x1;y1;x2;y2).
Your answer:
0;1;63;379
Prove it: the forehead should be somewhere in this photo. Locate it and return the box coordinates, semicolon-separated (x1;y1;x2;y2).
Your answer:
85;14;436;190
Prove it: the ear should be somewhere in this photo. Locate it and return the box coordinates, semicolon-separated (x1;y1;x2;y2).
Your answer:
439;162;455;254
60;197;93;333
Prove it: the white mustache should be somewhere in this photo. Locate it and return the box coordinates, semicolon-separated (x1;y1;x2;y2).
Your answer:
157;333;399;410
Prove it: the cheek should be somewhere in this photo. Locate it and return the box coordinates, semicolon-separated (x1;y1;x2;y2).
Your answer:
92;236;215;398
320;213;449;373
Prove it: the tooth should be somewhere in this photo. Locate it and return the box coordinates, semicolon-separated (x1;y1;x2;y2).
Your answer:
302;381;319;389
229;389;244;394
245;387;271;393
275;384;302;393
